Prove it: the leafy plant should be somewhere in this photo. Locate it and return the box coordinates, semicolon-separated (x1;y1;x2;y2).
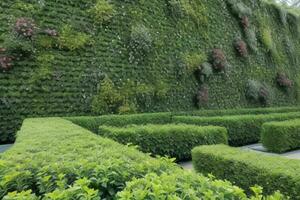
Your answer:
245;80;273;105
211;48;228;71
234;38;248;57
226;0;252;18
14;18;36;38
2;34;35;57
129;24;153;62
197;62;213;83
196;85;209;107
167;0;184;19
58;25;91;50
88;0;115;23
183;52;207;73
276;72;293;88
92;77;123;114
0;48;13;71
3;190;38;200
245;27;258;53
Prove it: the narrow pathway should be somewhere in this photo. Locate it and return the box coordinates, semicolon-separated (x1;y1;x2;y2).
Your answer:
0;144;13;153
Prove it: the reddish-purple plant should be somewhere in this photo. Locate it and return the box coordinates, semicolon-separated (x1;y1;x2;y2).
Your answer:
277;72;293;88
234;39;248;57
0;56;13;71
211;48;227;71
241;16;249;30
196;85;209;107
44;28;58;37
14;17;36;38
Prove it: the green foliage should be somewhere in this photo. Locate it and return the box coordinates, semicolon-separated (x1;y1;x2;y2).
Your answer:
117;171;284;200
88;0;115;23
192;144;300;197
246;80;274;105
245;28;258;53
129;24;153;62
296;74;300;102
99;124;228;161
0;118;178;199
30;54;55;83
183;52;207;73
261;119;300;153
58;25;91;50
180;0;208;27
3;190;38;200
1;34;35;57
92;77;123;115
226;0;252;18
66;113;173;133
173;112;300;146
197;62;213;83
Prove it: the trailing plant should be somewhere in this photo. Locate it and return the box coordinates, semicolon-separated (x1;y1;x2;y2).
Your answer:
88;0;115;23
211;48;228;72
196;85;209;108
14;18;36;38
58;25;91;50
245;27;258;53
276;72;293;88
234;38;248;57
129;24;153;62
197;62;213;83
183;52;207;73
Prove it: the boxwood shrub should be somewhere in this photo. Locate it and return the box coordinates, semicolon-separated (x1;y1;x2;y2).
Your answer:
66;112;172;133
261;119;300;153
174;112;300;146
98;124;228;161
0;118;178;199
192;144;300;198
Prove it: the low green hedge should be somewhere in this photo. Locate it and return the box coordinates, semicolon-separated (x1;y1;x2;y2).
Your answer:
98;124;228;161
192;144;300;198
176;106;300;117
117;170;284;200
261;119;300;153
174;112;300;146
0;118;177;199
66;112;172;133
0;118;279;199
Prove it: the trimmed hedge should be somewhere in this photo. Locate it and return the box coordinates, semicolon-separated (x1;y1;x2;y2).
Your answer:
0;118;178;199
192;144;300;198
177;106;300;117
174;112;300;146
66;112;172;133
98;124;228;161
117;171;285;200
0;118;279;199
261;119;300;153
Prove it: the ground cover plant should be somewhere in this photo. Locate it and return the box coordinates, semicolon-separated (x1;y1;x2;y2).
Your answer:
192;144;300;198
1;0;300;144
261;118;300;153
173;111;300;146
0;118;284;199
98;124;228;161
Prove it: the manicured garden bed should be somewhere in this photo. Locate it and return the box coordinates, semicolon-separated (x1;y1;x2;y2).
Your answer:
0;117;283;199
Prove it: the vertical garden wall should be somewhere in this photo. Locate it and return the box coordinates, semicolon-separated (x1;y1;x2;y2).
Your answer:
0;0;300;143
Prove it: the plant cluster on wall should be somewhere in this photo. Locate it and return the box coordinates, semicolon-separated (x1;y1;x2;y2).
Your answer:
0;0;300;143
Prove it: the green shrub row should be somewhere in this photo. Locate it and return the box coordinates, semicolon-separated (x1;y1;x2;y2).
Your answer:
192;144;300;199
66;112;172;133
0;118;177;199
261;119;300;153
173;112;300;146
176;106;300;117
98;124;228;161
0;118;282;199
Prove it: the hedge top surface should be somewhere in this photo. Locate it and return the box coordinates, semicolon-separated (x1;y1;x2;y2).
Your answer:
174;111;300;122
263;118;300;127
0;117;178;199
192;144;300;178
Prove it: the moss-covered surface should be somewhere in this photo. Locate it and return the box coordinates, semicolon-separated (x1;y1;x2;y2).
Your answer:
1;0;300;143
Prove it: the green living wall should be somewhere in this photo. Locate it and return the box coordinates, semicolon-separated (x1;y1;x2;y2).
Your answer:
0;0;300;143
